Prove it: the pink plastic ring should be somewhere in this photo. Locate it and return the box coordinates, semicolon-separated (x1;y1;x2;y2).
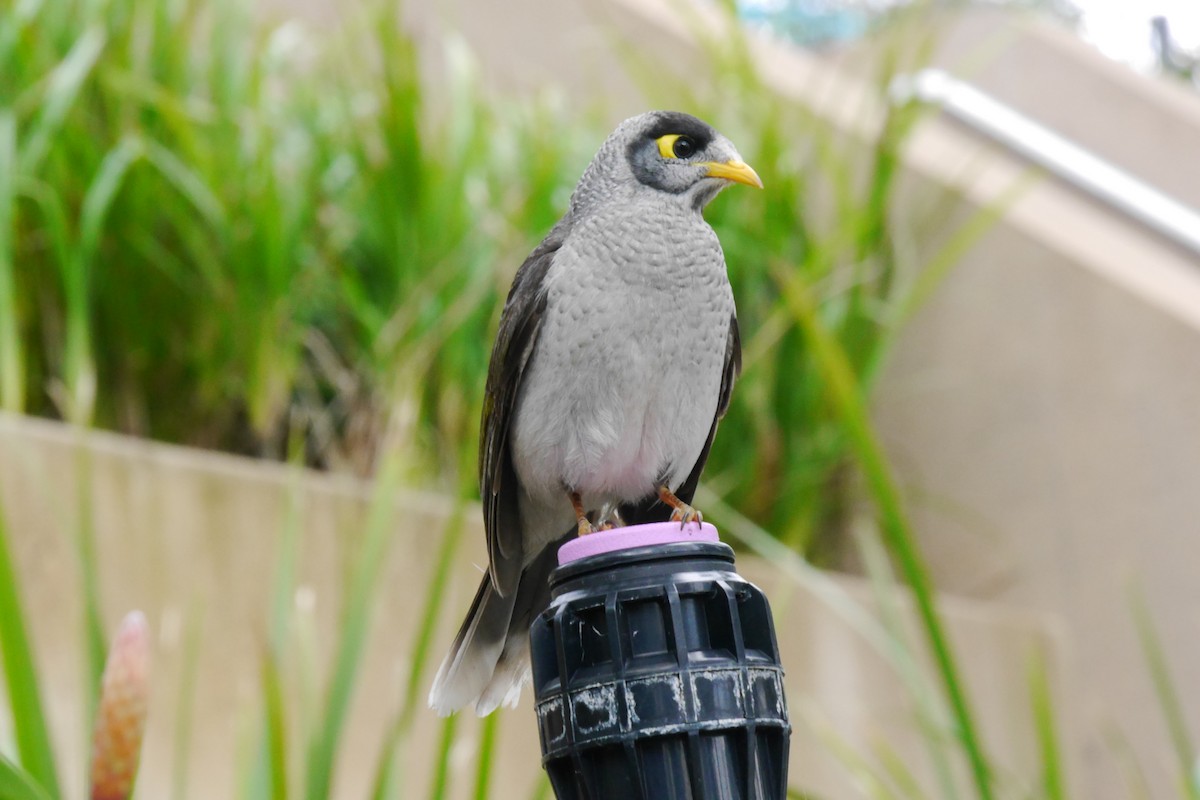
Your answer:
557;520;721;565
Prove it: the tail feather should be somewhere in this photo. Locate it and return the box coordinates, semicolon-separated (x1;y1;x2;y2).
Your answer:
475;628;533;715
428;532;570;716
428;575;516;716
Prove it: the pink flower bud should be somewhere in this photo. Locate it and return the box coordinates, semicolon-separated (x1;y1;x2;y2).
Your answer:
89;611;151;800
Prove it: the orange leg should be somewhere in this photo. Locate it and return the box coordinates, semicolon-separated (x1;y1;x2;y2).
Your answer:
657;485;703;526
569;491;595;536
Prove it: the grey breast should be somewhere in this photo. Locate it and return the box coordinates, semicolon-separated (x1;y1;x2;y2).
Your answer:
508;195;734;513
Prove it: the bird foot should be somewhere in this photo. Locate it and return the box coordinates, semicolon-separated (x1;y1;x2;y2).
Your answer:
669;504;703;527
577;518;596;536
658;485;703;529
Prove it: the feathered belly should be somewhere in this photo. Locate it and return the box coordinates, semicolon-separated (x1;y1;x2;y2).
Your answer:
510;304;726;507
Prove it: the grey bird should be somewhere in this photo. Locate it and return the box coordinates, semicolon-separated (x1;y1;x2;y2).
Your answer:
428;110;761;716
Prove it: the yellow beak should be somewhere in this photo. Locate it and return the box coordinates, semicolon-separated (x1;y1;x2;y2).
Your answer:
703;159;763;189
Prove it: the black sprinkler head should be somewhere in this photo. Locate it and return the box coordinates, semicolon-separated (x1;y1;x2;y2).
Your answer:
529;522;791;799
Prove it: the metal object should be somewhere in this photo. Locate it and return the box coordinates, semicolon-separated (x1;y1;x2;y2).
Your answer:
891;68;1200;257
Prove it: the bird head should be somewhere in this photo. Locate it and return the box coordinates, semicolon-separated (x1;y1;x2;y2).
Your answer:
571;110;762;213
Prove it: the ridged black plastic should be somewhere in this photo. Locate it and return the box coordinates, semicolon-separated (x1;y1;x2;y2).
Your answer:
530;541;790;799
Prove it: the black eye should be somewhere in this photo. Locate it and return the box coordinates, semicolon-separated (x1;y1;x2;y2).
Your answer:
672;136;696;158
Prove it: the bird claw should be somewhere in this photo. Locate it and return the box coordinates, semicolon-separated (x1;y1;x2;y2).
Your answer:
577;518;596;536
669;503;703;528
658;485;703;529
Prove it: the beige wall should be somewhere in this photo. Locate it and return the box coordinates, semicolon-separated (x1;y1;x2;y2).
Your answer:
0;413;1063;798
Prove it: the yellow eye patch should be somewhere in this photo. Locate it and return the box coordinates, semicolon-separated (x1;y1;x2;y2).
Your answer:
656;134;682;159
655;134;699;159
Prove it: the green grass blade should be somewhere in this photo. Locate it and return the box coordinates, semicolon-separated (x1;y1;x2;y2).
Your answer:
0;0;45;71
1130;586;1200;800
367;724;402;800
774;267;993;800
427;715;458;800
143;140;228;233
398;504;466;728
17;26;106;175
0;752;53;800
71;440;107;711
303;456;404;800
0;507;61;798
1028;652;1067;800
853;523;960;800
13;181;70;282
367;501;467;800
255;466;305;800
60;137;142;425
169;604;204;800
260;655;290;800
268;469;305;657
242;728;273;800
472;712;498;800
0;112;21;413
77;137;145;260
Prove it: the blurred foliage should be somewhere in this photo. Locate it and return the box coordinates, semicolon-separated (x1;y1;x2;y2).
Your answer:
0;0;588;485
0;0;982;557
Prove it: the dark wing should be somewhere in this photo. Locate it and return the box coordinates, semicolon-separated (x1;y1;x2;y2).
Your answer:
621;313;742;525
479;229;565;596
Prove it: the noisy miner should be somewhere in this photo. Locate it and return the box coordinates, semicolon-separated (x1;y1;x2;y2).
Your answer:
429;110;761;716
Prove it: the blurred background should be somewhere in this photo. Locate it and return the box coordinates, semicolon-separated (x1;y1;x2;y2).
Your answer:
1;0;1199;798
